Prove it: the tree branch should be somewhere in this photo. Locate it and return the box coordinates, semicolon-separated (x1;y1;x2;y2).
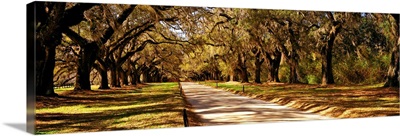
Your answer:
116;40;154;67
101;5;137;44
63;3;99;27
62;27;90;47
107;21;154;56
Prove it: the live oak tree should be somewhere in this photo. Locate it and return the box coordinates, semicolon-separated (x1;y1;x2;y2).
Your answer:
331;13;388;84
35;2;66;96
35;2;97;96
40;3;398;96
64;5;140;90
205;8;253;83
318;12;343;85
246;10;305;83
93;5;192;88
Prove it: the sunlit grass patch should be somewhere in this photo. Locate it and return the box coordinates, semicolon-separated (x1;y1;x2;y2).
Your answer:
54;85;100;94
36;82;185;134
35;130;59;135
54;87;74;94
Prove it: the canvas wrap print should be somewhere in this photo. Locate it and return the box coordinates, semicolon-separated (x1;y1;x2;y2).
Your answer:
27;1;400;135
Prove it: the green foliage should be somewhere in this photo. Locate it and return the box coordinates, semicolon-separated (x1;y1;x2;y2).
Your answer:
298;52;322;84
333;54;389;85
52;4;397;88
305;75;319;84
278;63;290;83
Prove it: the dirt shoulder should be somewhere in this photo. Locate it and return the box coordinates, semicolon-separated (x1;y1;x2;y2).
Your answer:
208;82;399;118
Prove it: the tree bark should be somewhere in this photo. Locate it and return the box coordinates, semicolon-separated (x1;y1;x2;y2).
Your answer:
141;68;149;83
287;23;301;83
265;50;281;82
36;45;58;96
254;51;264;84
120;69;129;86
267;60;281;82
229;73;235;82
321;38;335;85
152;70;160;82
74;44;97;90
288;56;300;83
384;14;399;87
237;53;249;83
35;2;66;96
135;70;141;84
98;67;110;89
110;66;121;87
132;68;141;84
321;13;341;86
384;44;399;87
238;69;249;83
129;73;137;85
95;60;110;89
142;73;148;83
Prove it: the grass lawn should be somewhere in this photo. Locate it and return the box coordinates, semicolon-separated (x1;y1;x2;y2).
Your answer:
35;83;186;134
53;85;100;94
200;81;399;118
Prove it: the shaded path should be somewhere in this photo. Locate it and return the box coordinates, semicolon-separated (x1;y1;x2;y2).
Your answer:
182;82;331;126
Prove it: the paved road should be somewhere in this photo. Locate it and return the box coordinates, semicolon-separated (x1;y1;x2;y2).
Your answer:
182;82;331;126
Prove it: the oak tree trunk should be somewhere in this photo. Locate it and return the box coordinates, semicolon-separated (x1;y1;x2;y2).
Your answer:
119;69;129;86
74;44;97;90
384;14;399;87
321;40;335;85
254;52;264;84
36;45;57;96
287;21;301;84
384;44;399;87
94;63;109;89
35;2;66;96
255;64;261;83
288;56;300;83
229;73;235;82
142;72;148;83
239;69;249;83
266;51;281;82
321;13;341;86
135;71;141;84
267;60;281;82
98;68;110;89
110;67;121;87
95;59;110;89
237;53;249;83
130;73;137;85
